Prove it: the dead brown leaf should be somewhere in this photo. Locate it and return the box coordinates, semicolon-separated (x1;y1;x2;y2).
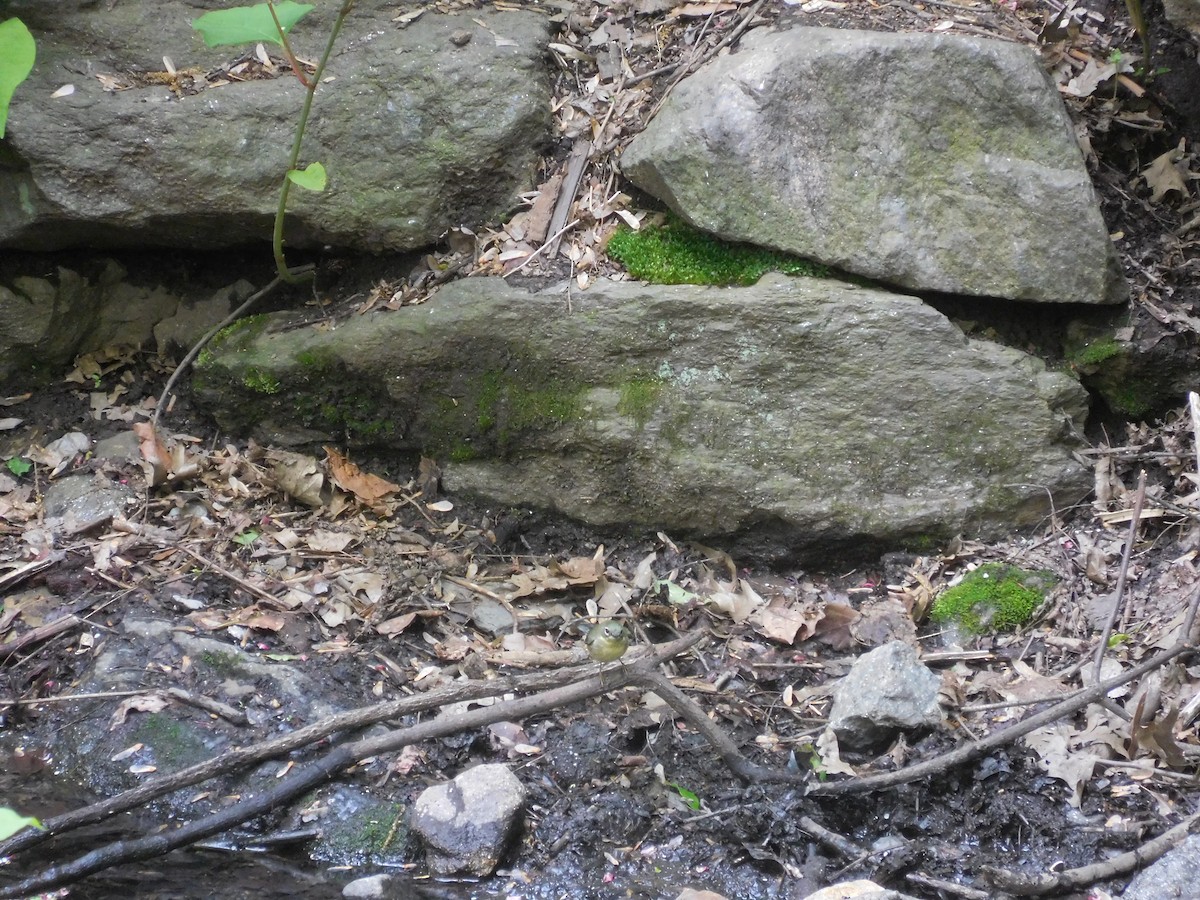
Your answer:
266;449;326;507
132;422;197;486
757;599;823;645
110;692;171;729
306;529;356;553
1143;140;1190;204
672;1;739;15
376;611;417;636
850;599;917;647
325;447;401;503
1130;700;1188;767
554;552;604;584
417;455;441;499
814;727;857;777
811;602;861;650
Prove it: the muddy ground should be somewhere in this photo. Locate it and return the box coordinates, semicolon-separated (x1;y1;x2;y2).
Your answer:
3;0;1200;898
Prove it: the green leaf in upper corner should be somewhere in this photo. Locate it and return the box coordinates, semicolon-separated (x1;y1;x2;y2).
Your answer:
193;2;314;49
0;18;36;140
0;807;43;842
286;161;327;191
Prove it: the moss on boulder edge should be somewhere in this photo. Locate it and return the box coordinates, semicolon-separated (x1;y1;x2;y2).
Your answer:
607;215;827;285
192;274;1091;562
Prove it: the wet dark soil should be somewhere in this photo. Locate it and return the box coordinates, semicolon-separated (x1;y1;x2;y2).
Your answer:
6;1;1200;899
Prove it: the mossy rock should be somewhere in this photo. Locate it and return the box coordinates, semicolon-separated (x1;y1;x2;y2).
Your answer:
930;563;1054;634
607;216;827;285
1068;337;1124;367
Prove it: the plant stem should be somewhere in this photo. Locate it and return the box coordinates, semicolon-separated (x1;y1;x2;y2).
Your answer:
272;0;356;282
267;0;313;88
1123;0;1151;66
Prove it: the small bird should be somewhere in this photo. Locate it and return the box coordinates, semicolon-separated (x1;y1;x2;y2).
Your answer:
585;620;630;662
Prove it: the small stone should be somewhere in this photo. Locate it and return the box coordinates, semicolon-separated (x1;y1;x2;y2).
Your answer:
342;874;392;898
92;430;142;463
450;29;473;46
42;473;137;535
827;641;943;751
1122;833;1200;900
800;881;919;899
412;763;526;876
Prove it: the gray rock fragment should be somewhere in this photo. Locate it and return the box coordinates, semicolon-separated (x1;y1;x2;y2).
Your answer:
800;882;921;900
42;473;137;535
411;763;526;876
342;874;393;898
827;641;943;750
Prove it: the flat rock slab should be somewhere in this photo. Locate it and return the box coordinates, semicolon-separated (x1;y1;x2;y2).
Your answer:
621;27;1125;306
1;4;550;251
194;274;1091;560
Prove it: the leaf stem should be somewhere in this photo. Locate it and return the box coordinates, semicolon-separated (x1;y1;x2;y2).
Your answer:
271;0;356;282
267;0;313;89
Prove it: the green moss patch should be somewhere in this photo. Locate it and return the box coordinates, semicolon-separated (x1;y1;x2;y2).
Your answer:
1068;338;1124;367
930;563;1054;634
607;216;827;285
196;315;271;370
423;365;588;460
475;370;582;434
617;377;664;427
317;799;407;865
1104;379;1157;418
243;366;281;394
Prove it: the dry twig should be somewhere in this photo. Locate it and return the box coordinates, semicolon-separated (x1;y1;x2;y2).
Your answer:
1092;469;1147;679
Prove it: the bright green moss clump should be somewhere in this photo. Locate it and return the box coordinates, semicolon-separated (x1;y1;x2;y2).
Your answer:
1069;338;1124;367
607;216;827;285
930;563;1054;634
243;366;280;394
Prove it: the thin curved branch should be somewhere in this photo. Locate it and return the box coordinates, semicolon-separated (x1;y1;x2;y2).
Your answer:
151;267;313;427
1092;469;1147;679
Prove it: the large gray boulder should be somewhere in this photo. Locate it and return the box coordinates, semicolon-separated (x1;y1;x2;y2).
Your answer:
0;2;550;251
621;27;1125;306
193;274;1091;560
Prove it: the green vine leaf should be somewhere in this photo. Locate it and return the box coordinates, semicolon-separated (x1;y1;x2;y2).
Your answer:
0;18;36;139
286;161;327;192
6;457;31;477
193;2;314;49
668;781;702;810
